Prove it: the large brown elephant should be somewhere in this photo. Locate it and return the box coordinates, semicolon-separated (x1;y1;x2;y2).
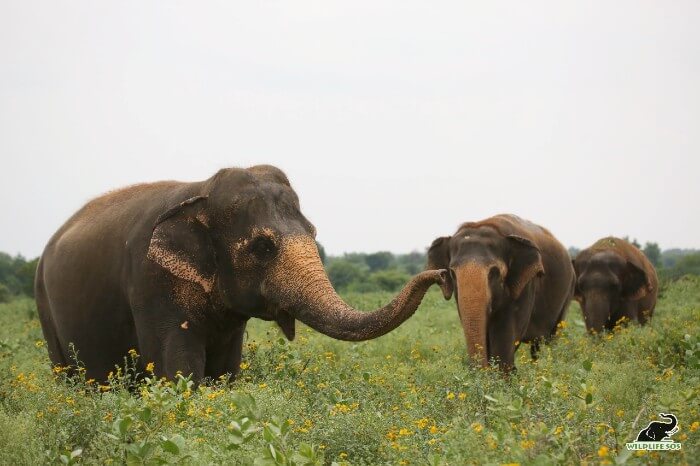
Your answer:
572;237;657;332
35;165;447;382
427;214;574;371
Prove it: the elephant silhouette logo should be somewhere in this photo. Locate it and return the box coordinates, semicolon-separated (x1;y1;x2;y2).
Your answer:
626;413;682;451
635;413;678;442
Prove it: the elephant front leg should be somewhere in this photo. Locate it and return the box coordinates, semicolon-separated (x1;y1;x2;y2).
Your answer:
204;320;247;381
162;324;207;381
487;309;518;372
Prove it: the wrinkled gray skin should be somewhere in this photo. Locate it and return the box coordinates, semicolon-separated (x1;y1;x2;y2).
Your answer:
35;165;447;382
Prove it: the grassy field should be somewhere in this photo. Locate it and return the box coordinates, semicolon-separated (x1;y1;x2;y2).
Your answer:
0;278;698;465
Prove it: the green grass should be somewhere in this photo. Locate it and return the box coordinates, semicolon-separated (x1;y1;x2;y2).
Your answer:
1;278;699;465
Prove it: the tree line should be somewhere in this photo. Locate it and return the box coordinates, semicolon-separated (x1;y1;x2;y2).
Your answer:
1;240;698;301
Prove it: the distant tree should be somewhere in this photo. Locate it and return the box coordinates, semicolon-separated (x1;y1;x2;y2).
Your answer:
369;269;411;292
365;251;394;272
622;236;641;249
660;248;699;268
0;283;10;303
672;253;700;278
327;260;364;290
316;241;326;265
642;242;661;268
396;251;426;275
341;253;369;267
567;246;580;258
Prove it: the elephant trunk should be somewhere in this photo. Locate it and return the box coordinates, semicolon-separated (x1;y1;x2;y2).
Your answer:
266;236;446;341
660;413;678;430
582;292;610;333
454;262;490;367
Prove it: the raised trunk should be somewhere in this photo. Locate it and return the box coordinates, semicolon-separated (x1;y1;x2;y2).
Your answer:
266;236;446;341
453;263;490;367
582;292;610;333
660;413;678;430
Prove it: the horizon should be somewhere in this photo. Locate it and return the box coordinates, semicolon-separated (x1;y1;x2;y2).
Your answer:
2;1;699;258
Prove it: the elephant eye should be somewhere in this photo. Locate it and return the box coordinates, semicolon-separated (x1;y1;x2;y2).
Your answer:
251;236;277;260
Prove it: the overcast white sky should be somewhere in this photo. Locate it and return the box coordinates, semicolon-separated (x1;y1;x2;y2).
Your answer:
1;1;699;258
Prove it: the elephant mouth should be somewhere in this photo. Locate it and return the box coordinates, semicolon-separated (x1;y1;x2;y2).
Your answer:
275;309;296;340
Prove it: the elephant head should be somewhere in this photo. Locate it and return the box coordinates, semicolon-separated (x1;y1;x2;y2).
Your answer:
572;245;652;332
147;165;447;341
427;225;544;366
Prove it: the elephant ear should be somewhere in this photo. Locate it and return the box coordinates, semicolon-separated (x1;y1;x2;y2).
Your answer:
146;196;216;294
506;235;545;300
427;236;453;300
622;259;652;300
571;252;590;303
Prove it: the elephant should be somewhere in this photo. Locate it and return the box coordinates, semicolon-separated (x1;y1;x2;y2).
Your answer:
427;214;575;371
572;237;658;333
35;165;447;382
635;413;678;442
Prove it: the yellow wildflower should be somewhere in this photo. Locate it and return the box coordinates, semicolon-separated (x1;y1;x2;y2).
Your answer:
429;425;439;434
520;440;534;449
414;418;429;429
458;392;466;400
598;446;609;457
446;391;455;400
128;348;138;358
690;421;699;432
258;383;267;389
616;409;624;417
145;362;155;373
472;422;483;433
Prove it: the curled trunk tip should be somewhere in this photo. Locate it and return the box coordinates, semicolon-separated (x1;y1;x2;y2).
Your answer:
270;236;447;341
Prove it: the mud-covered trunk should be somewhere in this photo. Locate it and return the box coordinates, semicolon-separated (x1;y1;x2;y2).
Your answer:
582;292;610;333
454;263;490;367
265;236;446;341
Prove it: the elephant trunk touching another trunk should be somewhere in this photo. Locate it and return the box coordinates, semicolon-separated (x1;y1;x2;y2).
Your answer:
266;236;446;341
454;263;490;367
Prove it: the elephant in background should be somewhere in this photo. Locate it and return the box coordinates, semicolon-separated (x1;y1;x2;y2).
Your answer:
427;214;575;371
635;413;678;442
572;236;658;333
35;165;447;382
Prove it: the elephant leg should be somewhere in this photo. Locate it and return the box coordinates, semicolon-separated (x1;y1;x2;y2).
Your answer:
636;298;655;325
161;324;207;381
530;338;542;360
487;309;517;372
204;320;247;381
